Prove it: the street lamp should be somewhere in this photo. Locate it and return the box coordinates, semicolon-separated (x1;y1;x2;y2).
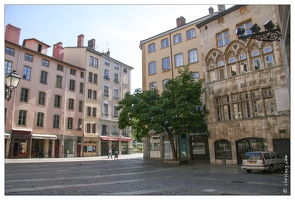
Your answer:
236;20;281;42
5;70;21;101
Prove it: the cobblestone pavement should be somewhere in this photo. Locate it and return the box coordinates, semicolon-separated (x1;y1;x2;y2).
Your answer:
4;154;291;196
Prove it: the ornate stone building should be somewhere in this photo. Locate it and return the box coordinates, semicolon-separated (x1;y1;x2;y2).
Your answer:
196;5;290;164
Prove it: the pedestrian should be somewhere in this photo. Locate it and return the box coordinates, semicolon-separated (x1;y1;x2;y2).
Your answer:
108;148;112;158
114;150;118;160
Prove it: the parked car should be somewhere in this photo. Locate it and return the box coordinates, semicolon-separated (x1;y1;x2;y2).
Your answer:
241;151;284;173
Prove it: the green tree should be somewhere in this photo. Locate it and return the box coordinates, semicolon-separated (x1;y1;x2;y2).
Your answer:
117;65;208;160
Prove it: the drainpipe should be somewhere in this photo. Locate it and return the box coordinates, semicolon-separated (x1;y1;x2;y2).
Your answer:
169;33;174;79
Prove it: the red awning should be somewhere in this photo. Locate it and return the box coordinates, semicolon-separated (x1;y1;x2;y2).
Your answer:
100;136;132;141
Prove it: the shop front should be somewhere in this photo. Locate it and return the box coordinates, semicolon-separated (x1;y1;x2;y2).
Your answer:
100;136;132;155
83;136;99;157
9;129;31;158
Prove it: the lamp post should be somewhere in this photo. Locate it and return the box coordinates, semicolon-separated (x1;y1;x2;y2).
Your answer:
5;70;21;101
236;20;281;42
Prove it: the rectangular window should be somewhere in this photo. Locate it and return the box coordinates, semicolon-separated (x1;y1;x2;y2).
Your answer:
92;107;97;117
217;31;230;47
67;118;73;129
80;72;84;78
174;33;182;44
192;72;199;80
5;46;15;56
253;58;261;70
105;60;110;66
38;92;46;105
149;62;156;74
36;112;44;127
241;92;249;100
175;53;183;67
56;75;63;88
162;57;170;70
86;123;91;133
149;82;157;90
89;56;93;66
103;104;109;116
114;73;119;83
223;105;231;120
42;59;49;67
87;106;91;116
265;55;274;67
79;100;83;112
20;88;29;102
252;50;259;56
25;53;33;62
233;103;242;119
161;38;169;48
88;89;92;99
104;70;110;80
93;90;97;100
88;72;93;82
264;46;272;53
238;21;252;35
40;71;48;84
57;64;63;71
239;54;246;60
148;43;156;53
241;63;248;73
242;102;251;118
114;88;119;99
70;69;76;75
79;82;84;93
23;66;31;80
5;60;13;75
69;80;75;91
231;65;237;76
262;88;272;97
54;95;61;108
216;106;222;121
264;98;275;115
53;115;60;128
94;58;98;68
229;57;236;63
92;124;96;133
114;64;119;70
93;74;98;84
188;49;198;63
232;94;239;102
114;106;119;118
68;99;74;110
187;29;196;39
104;86;109;97
18;110;27;125
253;100;261;117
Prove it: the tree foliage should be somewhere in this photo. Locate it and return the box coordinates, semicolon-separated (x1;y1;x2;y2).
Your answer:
117;65;209;160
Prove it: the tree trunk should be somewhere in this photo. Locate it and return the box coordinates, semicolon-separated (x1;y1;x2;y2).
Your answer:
166;129;178;161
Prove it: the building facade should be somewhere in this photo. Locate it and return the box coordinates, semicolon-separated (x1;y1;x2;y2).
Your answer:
5;24;85;158
196;5;290;164
139;6;225;161
59;35;134;157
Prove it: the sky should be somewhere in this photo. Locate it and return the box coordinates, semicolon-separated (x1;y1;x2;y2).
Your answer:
3;1;236;93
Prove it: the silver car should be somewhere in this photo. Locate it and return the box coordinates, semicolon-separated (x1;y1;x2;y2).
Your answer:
241;151;285;173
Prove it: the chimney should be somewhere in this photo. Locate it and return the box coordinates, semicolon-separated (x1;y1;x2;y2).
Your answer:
53;42;64;61
208;6;214;17
218;5;225;12
106;49;110;57
88;39;96;49
5;24;21;44
77;34;84;47
176;16;186;27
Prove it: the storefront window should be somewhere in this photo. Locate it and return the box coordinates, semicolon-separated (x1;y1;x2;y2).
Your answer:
215;140;232;159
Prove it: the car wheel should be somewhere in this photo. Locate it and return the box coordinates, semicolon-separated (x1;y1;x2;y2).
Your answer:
269;165;274;173
246;169;251;173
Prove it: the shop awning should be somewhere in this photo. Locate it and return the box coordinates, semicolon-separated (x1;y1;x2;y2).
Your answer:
32;134;57;140
100;136;132;141
5;132;11;139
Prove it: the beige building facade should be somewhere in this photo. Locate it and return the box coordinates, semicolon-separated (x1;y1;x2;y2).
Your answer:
5;24;85;158
139;6;225;161
196;5;290;164
60;35;134;157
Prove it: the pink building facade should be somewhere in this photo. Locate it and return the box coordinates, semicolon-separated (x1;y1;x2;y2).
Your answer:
5;24;85;158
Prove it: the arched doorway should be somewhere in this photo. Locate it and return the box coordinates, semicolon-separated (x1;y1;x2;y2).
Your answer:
236;138;267;164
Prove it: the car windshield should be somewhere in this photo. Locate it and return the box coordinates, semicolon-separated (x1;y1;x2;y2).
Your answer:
244;152;261;160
